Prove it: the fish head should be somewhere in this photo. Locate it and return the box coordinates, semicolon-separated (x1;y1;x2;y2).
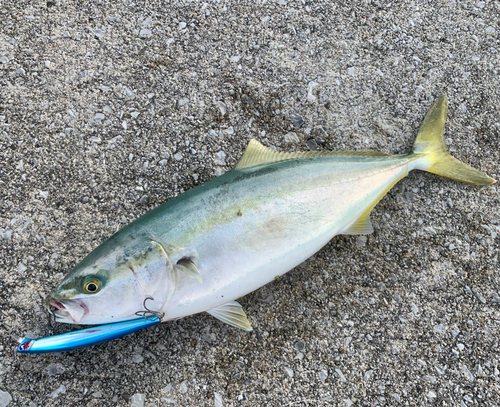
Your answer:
48;265;145;325
48;235;174;325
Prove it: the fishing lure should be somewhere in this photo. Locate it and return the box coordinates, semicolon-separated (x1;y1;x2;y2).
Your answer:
17;316;160;353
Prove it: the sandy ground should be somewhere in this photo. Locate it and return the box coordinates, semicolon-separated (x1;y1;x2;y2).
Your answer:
1;1;499;406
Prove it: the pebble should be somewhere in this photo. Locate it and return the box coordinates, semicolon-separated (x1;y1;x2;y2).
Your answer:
307;81;319;103
241;95;253;105
319;369;328;382
17;263;27;273
161;398;177;404
284;367;294;378
174;153;183;161
131;352;144;363
347;67;355;76
93;29;104;38
216;101;227;116
364;370;374;381
462;365;474;381
16;67;25;75
214;167;226;176
306;138;318;151
94;113;105;120
230;55;241;63
179;381;188;394
284;132;299;143
291;114;304;128
356;236;367;247
392;393;401;403
214;392;223;407
139;196;149;206
335;368;346;382
140;29;152;37
2;230;12;240
402;191;415;202
50;385;66;399
0;57;8;64
0;390;12;407
214;151;227;166
178;98;189;108
126;88;136;99
294;341;305;351
178;22;187;30
159;159;168;166
130;393;145;407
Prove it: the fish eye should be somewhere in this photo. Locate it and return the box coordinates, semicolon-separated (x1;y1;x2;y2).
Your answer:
83;277;102;294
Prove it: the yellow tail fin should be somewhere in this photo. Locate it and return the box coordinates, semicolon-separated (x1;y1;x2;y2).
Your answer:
411;95;496;185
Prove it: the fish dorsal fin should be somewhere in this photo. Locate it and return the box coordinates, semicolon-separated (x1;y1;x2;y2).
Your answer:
235;139;389;170
343;209;374;235
206;301;253;331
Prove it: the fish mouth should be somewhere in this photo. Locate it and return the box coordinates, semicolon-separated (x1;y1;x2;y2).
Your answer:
47;297;89;324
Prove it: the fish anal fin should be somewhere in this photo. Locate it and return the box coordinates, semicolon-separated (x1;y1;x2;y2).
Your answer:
342;167;409;236
206;301;253;331
343;210;374;235
235;139;389;170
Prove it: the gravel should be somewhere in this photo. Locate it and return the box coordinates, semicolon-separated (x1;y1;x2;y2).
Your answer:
1;1;499;406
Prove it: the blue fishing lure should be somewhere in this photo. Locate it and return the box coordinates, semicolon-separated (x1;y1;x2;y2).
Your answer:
17;317;160;353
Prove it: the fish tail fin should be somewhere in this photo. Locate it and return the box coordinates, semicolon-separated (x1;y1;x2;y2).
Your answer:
410;94;496;186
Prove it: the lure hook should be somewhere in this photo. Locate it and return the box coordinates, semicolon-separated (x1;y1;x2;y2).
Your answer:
135;297;165;321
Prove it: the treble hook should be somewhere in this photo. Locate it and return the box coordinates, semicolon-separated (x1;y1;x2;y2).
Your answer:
135;296;165;321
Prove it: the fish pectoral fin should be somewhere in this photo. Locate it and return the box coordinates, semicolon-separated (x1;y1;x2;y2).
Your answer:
175;258;202;283
206;301;253;331
342;210;374;235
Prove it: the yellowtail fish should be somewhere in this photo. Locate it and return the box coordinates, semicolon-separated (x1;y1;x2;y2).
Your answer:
47;95;495;332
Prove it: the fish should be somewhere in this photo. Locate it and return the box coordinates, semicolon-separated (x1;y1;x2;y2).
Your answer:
47;95;495;333
17;316;160;353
